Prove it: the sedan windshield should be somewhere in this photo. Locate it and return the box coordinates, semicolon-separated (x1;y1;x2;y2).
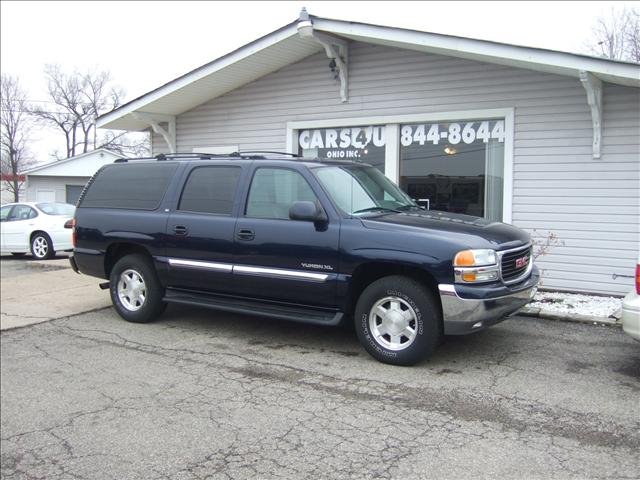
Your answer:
36;202;76;216
313;165;417;216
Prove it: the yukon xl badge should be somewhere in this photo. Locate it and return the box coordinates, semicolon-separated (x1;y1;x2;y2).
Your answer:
515;255;530;269
301;262;334;271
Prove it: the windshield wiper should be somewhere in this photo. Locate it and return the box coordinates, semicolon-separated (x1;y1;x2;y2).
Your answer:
352;206;401;215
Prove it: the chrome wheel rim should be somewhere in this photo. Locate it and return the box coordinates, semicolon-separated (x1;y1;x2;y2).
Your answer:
117;269;147;312
32;236;48;258
369;296;418;351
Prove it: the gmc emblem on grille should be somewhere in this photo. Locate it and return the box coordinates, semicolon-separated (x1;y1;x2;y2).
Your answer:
515;255;530;269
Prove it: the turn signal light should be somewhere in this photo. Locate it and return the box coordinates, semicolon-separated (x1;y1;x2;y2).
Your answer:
462;272;477;282
636;263;640;295
454;250;475;266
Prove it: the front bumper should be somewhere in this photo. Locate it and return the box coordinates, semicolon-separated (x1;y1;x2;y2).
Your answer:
439;266;539;335
621;290;640;342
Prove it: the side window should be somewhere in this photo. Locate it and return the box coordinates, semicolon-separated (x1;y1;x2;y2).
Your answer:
8;205;37;221
80;163;178;210
0;206;12;221
178;166;241;215
246;168;318;220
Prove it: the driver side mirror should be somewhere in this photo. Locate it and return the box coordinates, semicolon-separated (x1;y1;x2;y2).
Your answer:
289;201;327;223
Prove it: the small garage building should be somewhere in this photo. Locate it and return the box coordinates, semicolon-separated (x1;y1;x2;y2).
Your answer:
24;149;121;205
96;11;640;295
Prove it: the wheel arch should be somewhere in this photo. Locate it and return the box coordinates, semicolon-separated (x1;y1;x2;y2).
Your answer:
347;262;442;318
104;242;154;279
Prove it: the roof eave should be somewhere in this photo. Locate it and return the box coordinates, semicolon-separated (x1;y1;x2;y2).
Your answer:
98;14;640;132
97;21;302;131
312;17;640;87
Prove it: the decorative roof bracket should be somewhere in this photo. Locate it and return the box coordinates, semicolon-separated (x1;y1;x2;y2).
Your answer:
132;112;176;153
297;8;349;103
579;71;603;159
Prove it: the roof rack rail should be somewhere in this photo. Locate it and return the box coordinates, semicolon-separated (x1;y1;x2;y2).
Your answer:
113;151;300;163
157;152;235;160
238;151;301;158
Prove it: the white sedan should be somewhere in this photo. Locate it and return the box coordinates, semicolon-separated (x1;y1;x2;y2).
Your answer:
0;202;75;260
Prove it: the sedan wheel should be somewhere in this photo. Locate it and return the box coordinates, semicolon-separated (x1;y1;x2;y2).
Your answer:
30;233;54;260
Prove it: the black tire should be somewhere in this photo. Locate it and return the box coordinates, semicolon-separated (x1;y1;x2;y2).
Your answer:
30;232;55;260
11;252;26;257
354;275;441;366
109;254;166;323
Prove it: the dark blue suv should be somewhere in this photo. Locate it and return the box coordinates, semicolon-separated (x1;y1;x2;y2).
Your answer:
70;153;539;365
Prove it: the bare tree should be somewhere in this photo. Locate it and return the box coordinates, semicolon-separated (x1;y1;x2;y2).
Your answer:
98;130;150;157
1;74;34;202
30;64;125;159
585;6;640;62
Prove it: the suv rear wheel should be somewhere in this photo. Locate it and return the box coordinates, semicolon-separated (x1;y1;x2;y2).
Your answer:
109;254;166;323
354;275;441;366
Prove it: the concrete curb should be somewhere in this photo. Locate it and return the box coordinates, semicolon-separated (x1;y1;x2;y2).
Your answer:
518;306;620;327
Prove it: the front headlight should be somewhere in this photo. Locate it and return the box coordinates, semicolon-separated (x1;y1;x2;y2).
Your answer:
454;249;499;283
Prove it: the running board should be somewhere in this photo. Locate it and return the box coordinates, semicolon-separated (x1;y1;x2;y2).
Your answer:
163;288;343;326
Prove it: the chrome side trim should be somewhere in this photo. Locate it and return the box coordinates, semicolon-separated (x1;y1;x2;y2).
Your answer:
234;265;329;282
167;257;330;282
168;258;233;272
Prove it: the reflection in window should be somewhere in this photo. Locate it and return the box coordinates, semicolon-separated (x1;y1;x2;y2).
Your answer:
399;120;504;221
298;126;386;172
246;168;318;219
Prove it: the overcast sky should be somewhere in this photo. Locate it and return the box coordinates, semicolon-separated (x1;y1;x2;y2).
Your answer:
1;0;637;161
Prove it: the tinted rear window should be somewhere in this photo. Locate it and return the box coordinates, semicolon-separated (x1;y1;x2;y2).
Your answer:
179;166;241;215
80;163;178;210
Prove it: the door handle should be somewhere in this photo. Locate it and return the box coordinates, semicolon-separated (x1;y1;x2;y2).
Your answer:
173;225;189;236
236;229;255;241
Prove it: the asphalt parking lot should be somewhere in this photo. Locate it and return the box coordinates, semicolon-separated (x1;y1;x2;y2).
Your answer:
1;258;639;479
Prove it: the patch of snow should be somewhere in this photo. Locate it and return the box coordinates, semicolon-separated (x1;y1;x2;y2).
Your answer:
528;291;622;318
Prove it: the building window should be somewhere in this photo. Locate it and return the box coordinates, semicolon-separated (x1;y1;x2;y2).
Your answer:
298;126;386;171
399;120;505;221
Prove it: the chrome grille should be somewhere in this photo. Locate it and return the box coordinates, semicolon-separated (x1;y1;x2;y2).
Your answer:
499;245;532;283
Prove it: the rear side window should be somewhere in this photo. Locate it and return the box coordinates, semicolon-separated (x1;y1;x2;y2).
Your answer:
178;166;241;215
80;163;178;210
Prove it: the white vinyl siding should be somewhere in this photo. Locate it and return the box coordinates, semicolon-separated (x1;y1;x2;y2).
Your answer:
154;42;639;295
26;176;90;204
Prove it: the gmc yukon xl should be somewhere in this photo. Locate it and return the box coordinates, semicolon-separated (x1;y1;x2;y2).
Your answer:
70;153;539;365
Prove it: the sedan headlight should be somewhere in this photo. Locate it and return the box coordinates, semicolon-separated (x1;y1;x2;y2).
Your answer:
454;249;499;283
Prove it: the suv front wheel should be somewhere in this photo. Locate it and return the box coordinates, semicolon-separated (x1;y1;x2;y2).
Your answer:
354;275;441;366
109;254;166;323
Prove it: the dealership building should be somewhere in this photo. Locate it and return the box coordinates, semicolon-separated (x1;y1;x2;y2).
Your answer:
98;10;640;295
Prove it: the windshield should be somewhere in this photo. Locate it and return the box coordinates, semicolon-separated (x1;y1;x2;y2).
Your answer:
36;202;76;216
313;165;417;215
